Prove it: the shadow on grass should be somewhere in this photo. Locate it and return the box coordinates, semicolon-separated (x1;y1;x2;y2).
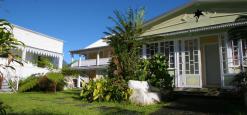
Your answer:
7;109;66;115
151;96;246;115
94;106;143;115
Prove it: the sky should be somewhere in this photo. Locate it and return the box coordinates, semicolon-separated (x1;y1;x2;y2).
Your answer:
0;0;190;63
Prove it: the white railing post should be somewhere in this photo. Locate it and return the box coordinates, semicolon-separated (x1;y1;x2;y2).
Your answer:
96;51;100;66
77;76;81;88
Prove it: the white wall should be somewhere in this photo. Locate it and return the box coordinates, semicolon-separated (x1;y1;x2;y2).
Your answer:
13;25;63;54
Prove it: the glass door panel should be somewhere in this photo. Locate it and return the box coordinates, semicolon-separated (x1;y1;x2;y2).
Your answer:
178;39;201;87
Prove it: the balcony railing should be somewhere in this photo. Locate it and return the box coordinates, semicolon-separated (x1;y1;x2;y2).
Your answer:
71;58;110;67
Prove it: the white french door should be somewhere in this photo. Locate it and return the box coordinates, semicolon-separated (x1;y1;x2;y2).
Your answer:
177;38;201;88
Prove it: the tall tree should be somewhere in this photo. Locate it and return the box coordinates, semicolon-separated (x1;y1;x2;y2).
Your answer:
104;8;145;80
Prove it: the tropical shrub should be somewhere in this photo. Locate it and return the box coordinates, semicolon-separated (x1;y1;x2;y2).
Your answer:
19;72;65;93
135;59;149;81
136;54;173;90
80;78;132;102
148;54;173;90
105;8;145;81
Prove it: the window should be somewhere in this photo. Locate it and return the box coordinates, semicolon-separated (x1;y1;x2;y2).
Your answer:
230;39;239;66
146;43;158;58
221;35;228;73
146;41;175;68
242;39;247;65
160;41;175;68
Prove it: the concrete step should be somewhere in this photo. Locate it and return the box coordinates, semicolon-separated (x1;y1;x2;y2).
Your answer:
0;79;12;92
1;85;10;89
0;88;12;92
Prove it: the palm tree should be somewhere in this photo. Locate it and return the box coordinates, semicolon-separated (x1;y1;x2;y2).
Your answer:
104;8;145;80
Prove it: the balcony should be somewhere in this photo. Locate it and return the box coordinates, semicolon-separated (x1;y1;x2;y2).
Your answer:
71;58;110;67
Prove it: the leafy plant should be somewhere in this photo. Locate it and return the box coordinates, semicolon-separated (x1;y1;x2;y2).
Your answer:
135;59;149;81
136;54;173;90
148;54;173;89
80;78;132;102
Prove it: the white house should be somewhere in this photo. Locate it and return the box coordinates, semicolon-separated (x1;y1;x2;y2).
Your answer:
0;24;64;92
70;0;247;89
13;25;64;69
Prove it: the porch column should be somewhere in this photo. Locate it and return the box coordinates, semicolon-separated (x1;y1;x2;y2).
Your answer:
239;39;244;72
142;44;147;59
21;48;26;61
78;54;82;67
58;55;63;69
77;76;81;88
96;51;100;66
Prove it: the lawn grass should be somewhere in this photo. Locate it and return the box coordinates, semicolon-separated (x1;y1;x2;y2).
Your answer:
0;90;246;115
0;90;163;115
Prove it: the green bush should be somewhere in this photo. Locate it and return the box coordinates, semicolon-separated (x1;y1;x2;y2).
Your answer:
136;54;173;90
148;54;173;90
80;78;132;102
18;76;39;92
19;72;65;93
